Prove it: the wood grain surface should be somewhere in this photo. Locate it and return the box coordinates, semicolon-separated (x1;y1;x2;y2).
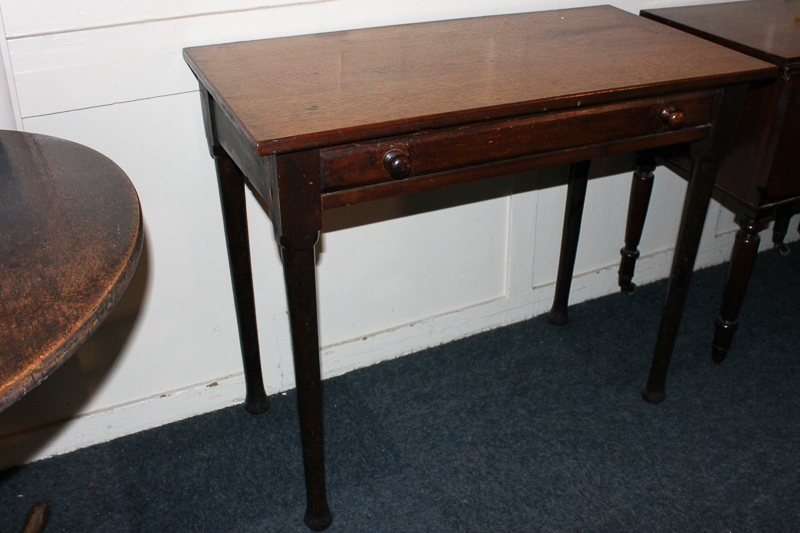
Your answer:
0;130;142;411
184;5;775;155
643;0;800;68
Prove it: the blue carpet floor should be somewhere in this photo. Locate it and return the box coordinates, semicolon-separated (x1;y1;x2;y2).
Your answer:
1;242;799;532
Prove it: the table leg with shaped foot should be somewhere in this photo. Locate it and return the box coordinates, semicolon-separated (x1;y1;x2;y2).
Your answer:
270;149;331;530
214;153;270;414
549;160;591;326
281;244;332;531
712;217;763;363
618;154;656;295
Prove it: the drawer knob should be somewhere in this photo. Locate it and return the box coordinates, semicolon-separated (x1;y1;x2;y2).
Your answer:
383;149;411;179
661;108;685;129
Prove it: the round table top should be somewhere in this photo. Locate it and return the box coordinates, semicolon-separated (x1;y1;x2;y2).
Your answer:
0;130;143;411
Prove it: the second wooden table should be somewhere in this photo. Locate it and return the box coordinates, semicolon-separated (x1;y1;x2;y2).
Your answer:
619;0;800;363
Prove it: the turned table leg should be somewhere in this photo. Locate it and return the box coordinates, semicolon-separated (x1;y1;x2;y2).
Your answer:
214;153;270;414
549;160;591;326
712;217;763;363
618;154;656;294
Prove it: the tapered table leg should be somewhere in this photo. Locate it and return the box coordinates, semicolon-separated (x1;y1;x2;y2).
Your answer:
642;158;719;404
281;244;332;531
712;217;763;363
618;154;656;294
549;160;591;326
214;154;270;414
642;83;748;404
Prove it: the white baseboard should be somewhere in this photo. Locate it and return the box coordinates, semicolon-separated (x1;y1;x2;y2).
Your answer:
0;373;255;470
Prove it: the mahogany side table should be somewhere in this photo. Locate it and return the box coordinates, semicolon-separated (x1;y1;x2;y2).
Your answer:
0;130;143;530
618;0;800;367
184;7;774;530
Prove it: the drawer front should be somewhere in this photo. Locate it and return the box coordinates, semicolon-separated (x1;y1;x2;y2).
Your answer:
320;90;714;192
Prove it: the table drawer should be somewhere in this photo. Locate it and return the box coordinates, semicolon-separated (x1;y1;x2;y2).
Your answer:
320;90;714;192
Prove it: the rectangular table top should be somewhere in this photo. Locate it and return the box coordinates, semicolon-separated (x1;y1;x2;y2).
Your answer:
643;0;800;69
184;6;775;156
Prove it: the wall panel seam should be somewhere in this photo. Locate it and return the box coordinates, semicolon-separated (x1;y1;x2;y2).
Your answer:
4;0;335;40
20;90;198;120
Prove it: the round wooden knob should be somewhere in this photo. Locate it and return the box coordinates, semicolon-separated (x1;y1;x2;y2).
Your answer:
383;149;411;179
661;108;685;129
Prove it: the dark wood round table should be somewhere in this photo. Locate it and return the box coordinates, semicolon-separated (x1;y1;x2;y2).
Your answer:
0;129;143;411
0;130;142;531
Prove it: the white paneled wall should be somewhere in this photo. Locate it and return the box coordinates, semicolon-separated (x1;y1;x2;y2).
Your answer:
0;7;19;128
0;0;797;469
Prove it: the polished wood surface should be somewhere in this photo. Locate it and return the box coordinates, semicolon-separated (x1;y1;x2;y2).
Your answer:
0;130;143;411
185;7;776;530
643;0;800;68
184;6;772;156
